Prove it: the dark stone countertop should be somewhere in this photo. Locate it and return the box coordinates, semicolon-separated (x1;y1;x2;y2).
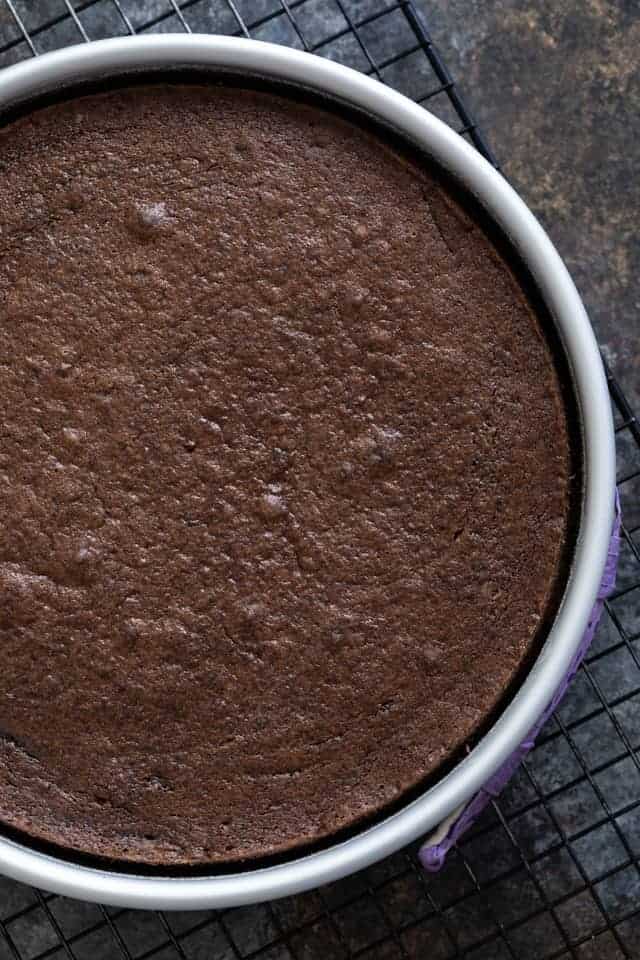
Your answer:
419;0;640;410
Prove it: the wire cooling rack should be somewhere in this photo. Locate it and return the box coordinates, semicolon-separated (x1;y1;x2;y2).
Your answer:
0;1;639;958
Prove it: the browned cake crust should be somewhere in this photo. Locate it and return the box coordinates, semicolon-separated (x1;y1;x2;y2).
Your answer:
0;84;571;865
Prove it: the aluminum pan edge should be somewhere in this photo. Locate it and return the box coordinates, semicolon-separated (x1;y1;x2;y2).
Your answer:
0;35;616;909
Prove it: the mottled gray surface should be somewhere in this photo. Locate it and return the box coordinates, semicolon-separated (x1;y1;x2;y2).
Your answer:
0;2;638;958
418;0;640;409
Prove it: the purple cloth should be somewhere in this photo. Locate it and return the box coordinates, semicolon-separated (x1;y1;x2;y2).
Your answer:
419;493;621;872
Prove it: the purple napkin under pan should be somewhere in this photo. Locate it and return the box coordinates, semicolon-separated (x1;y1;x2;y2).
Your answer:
420;493;621;872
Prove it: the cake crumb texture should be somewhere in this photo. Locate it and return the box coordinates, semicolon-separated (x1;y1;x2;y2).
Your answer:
0;85;571;864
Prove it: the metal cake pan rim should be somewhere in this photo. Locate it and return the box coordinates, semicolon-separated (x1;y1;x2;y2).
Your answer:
0;35;616;909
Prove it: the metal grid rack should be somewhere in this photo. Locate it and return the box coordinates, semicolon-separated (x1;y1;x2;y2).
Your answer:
0;1;638;958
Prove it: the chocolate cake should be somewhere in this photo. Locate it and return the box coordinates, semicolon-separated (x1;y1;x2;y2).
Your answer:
0;84;572;866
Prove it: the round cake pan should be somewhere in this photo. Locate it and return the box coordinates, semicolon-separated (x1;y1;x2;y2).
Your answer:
0;35;615;909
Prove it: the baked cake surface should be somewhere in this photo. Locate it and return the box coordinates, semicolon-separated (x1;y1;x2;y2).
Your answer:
0;84;571;864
